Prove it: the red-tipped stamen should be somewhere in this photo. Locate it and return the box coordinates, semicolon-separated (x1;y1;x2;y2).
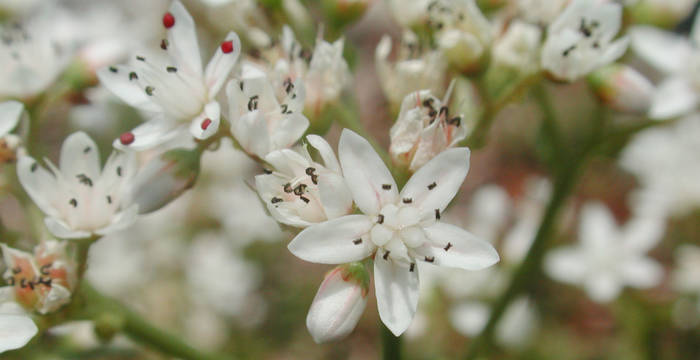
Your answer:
221;41;234;54
163;12;175;28
201;118;212;130
120;132;135;145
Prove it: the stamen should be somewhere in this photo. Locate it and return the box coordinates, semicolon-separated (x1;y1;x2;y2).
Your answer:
427;182;437;190
201;118;212;130
69;198;78;207
166;66;177;73
383;251;390;260
311;174;318;185
39;263;51;276
353;239;363;245
76;174;93;187
83;146;91;153
120;132;135;145
424;256;435;263
403;198;413;204
299;196;310;203
263;169;272;174
145;86;155;96
106;195;112;204
409;263;415;272
448;116;461;126
129;72;138;81
435;209;441;220
247;95;259;111
305;167;316;175
271;197;283;204
382;184;392;190
30;162;38;172
160;39;169;50
109;66;118;73
221;40;234;54
116;166;123;177
293;184;307;196
283;183;293;193
136;55;146;61
377;214;384;224
163;12;175;28
444;242;452;251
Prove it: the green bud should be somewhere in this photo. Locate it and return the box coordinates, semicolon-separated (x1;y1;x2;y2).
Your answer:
93;312;125;343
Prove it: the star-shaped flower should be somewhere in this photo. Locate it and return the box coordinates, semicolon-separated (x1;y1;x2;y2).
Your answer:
98;0;241;150
288;129;499;335
17;132;138;239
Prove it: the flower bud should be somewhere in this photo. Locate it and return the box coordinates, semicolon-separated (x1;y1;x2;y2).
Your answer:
306;262;369;343
127;148;200;214
492;21;542;75
587;64;654;114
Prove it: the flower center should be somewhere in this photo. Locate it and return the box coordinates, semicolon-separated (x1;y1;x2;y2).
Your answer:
370;204;427;262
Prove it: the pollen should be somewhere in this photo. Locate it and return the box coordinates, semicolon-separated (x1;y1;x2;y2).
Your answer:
163;12;175;28
221;40;234;54
201;118;212;130
120;132;135;145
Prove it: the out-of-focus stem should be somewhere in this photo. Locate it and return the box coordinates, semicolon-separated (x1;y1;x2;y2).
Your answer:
330;101;392;167
381;323;402;360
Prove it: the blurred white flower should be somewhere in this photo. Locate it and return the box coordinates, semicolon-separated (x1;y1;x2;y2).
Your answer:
502;178;552;264
629;12;700;119
541;0;629;82
306;263;369;343
492;21;542;74
256;135;353;228
620;114;700;218
0;101;25;161
375;32;447;108
386;0;432;27
227;63;309;159
545;202;664;303
17;132;138;239
98;0;241;149
289;129;499;336
1;240;76;314
587;64;654;114
0;299;37;354
427;0;492;71
671;244;700;296
463;185;511;242
516;0;570;25
390;88;468;172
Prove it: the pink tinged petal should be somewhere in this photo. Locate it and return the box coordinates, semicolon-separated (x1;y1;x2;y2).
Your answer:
306;268;368;343
374;251;419;336
544;247;587;284
400;148;470;217
317;173;354;220
630;27;691;74
95;205;139;236
0;304;38;354
59;132;101;180
619;257;663;289
255;174;313;228
584;272;621;303
204;32;242;97
44;217;91;239
112;118;180;151
165;0;202;78
16;155;61;218
0;101;23;136
288;215;375;264
421;222;499;270
649;77;699;120
338;129;397;215
189;102;220;140
96;65;161;113
306;135;341;173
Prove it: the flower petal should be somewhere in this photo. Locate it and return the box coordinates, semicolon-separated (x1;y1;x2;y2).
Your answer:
374;251;419;336
421;222;499;270
96;65;161;113
400;148;470;217
317;173;353;220
596;36;629;67
44;217;91;239
269;113;309;153
544;247;587;284
630;26;691;74
16;155;61;218
0;101;23;136
112;118;180;151
0;305;37;354
306;135;341;173
204;32;242;97
59;132;101;180
338;129;397;215
189;101;220;140
95;205;139;236
166;0;202;78
619;257;663;289
584;272;621;303
649;77;699;120
288;215;375;264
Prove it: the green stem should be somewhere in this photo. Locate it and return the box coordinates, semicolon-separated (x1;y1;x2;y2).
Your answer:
78;282;230;360
381;323;401;360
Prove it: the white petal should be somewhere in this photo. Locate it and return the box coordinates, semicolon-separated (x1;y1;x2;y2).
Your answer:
269;113;309;152
204;32;242;97
16;155;60;218
619;257;663;289
543;247;587;284
0;307;37;354
166;0;203;77
45;217;91;239
317;173;353;220
96;65;161;113
421;222;499;270
630;26;691;74
288;215;375;264
0;101;23;136
374;251;419;336
596;36;629;67
400;148;470;216
579;202;617;251
189;101;220;140
649;77;699;120
338;129;397;215
449;301;489;336
306;135;341;173
60;132;101;180
584;272;621;303
95;205;139;236
112;118;180;151
622;217;665;253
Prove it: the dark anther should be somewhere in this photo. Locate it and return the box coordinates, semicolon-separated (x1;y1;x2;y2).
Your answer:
439;106;449;117
377;214;384;224
283;183;293;193
37;277;52;287
293;184;307;196
284;78;294;94
12;267;21;274
305;167;316;175
160;39;169;50
424;256;435;263
145;86;155;96
70;198;78;207
109;66;118;73
129;72;138;81
403;198;413;204
435;208;441;220
382;184;392;190
247;95;259;111
353;238;363;245
106;195;112;204
117;166;123;176
239;81;244;91
311;174;319;185
271;197;283;204
383;251;390;260
428;109;437;118
299;196;310;203
444;242;452;251
263;169;272;174
136;55;146;61
280;104;291;114
20;278;28;288
448;116;461;126
427;182;437;190
83;146;91;153
409;263;415;272
166;66;177;73
562;45;576;57
30;162;38;172
422;98;435;109
40;263;51;276
76;174;93;187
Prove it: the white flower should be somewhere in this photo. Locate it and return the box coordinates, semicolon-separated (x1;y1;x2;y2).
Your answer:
0;298;37;354
306;263;369;343
375;32;447;107
629;11;700;119
587;64;654;114
620;114;700;218
17;132;138;239
492;21;542;74
463;185;511;242
386;0;432;28
427;0;492;70
545;202;664;303
288;129;499;335
1;240;76;314
98;0;241;149
227;63;309;159
256;135;353;228
502;177;552;264
0;13;73;98
0;100;25;161
516;0;569;26
389;89;468;172
671;244;700;296
541;0;629;82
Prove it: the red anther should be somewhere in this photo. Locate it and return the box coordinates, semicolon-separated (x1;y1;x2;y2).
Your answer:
201;118;212;130
163;12;175;28
120;132;135;145
221;41;234;54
